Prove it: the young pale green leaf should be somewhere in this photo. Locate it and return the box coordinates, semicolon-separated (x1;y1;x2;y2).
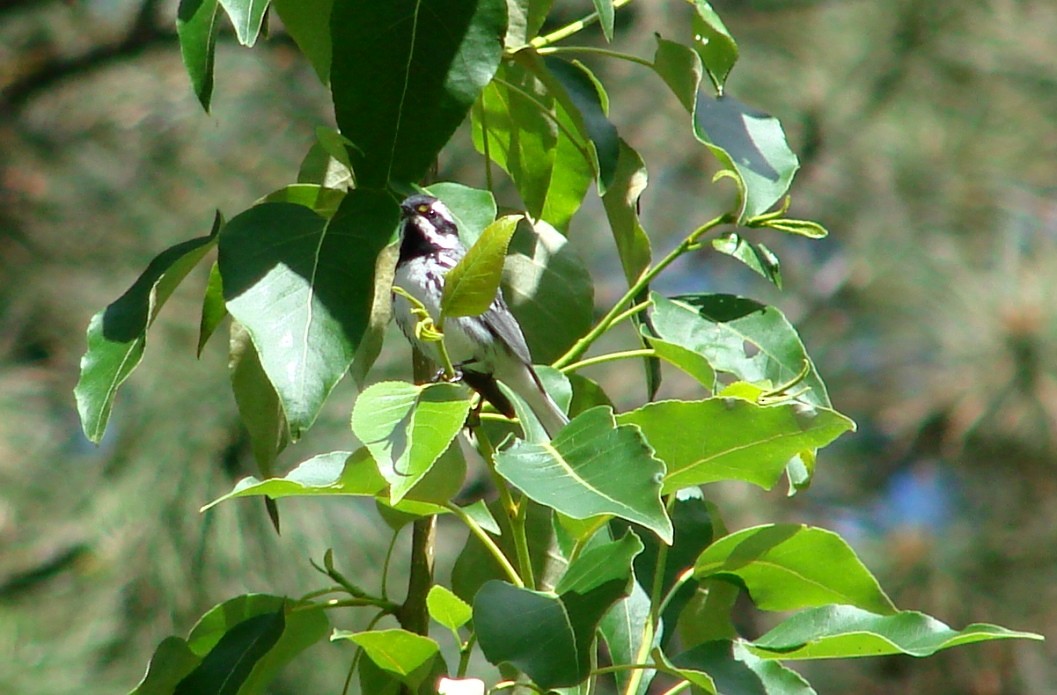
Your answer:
533;56;620;194
650;293;831;407
441;214;522;319
202;449;385;510
470;60;592;232
176;0;220;111
713;232;782;288
695;525;897;615
75;228;217;443
219;193;399;438
652;38;797;221
330;0;506;187
494;406;672;543
691;1;739;90
197;260;227;356
669;640;816;695
427;585;473;633
350;381;471;503
132;595;328;695
618;399;853;493
272;0;333;83
258;184;346;218
334;629;440;687
504;220;594;363
749;605;1044;660
217;0;269;46
474;572;631;689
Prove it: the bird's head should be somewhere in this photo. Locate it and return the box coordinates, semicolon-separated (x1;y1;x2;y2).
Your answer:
399;194;462;253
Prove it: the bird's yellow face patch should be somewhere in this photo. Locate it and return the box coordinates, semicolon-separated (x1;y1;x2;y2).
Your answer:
416;203;431;214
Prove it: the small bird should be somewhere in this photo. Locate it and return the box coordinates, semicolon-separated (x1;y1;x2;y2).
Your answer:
392;193;569;437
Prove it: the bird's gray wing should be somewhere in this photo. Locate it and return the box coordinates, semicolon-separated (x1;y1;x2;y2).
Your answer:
480;294;533;365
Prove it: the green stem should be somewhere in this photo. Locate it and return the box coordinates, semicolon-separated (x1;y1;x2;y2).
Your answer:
656;567;695;617
457;634;477;678
560;348;655;374
294;596;399;612
657;682;692;695
553;213;732;370
478;98;495;194
536;45;653;68
609;299;653;329
447;502;524;588
529;0;635;48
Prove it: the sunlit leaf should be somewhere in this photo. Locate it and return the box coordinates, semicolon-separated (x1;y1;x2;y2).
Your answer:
694;525;897;614
427;585;473;633
442;215;522;318
495;406;672;543
330;0;506;187
618;399;853;493
219;193;399;438
217;0;269;46
350;381;471;503
258;184;346;218
272;0;333;83
197;260;227;356
690;1;738;90
75;226;217;443
713;232;782;288
749;605;1044;660
333;629;440;688
668;640;815;695
592;0;614;41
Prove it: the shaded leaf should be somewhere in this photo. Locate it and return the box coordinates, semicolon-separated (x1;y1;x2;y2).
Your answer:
177;0;221;111
694;525;897;615
442;215;522;318
690;1;738;90
330;0;506;187
174;611;285;694
600;580;656;695
75;228;217;443
750;605;1044;660
272;0;333;83
229;322;288;480
426;182;497;246
350;381;471;503
618;399;853;493
592;0;614;41
495;406;672;543
669;640;814;695
219;192;399;438
258;184;346;218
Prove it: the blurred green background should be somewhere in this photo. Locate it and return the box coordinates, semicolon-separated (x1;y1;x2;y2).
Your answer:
1;1;1054;693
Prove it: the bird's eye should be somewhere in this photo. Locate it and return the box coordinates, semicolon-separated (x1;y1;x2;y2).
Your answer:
417;204;432;216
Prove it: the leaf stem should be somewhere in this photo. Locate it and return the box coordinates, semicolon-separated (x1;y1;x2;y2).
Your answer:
529;0;635;49
553;213;733;369
536;45;653;68
446;502;524;588
560;348;656;374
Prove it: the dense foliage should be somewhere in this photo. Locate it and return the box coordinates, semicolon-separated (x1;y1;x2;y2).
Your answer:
68;1;1041;693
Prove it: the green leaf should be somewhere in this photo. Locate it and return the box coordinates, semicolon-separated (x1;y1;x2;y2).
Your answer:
690;1;738;90
426;183;497;246
133;595;328;695
474;571;631;689
272;0;332;83
334;629;440;688
504;219;594;363
533;56;620;194
694;525;897;614
650;293;831;407
601;139;651;286
644;332;716;389
258;184;345;218
495;406;672;543
177;0;221;111
330;0;506;187
713;232;782;288
203;449;385;510
749;605;1044;660
218;0;270;46
669;640;815;695
600;581;656;695
427;585;473;633
471;61;592;232
197;260;227;356
229;322;288;480
618;399;853;493
556;532;643;595
592;0;614;41
652;38;797;221
350;381;471;503
219;192;399;438
75;229;217;443
442;215;522;318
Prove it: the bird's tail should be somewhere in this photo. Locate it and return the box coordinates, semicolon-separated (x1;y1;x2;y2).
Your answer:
501;362;569;439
